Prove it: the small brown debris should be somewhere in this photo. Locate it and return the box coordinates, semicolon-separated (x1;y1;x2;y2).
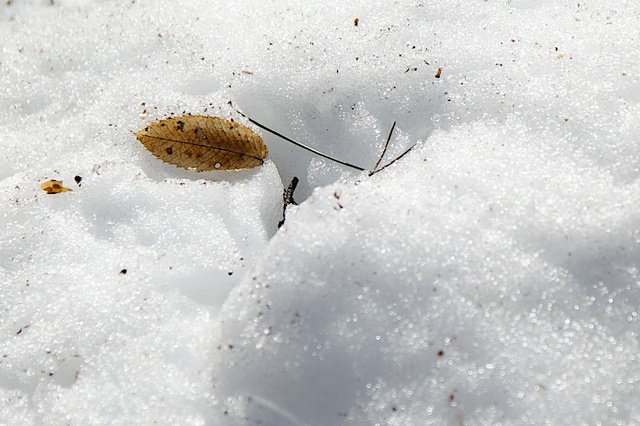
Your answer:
40;180;72;194
435;68;442;78
354;18;359;26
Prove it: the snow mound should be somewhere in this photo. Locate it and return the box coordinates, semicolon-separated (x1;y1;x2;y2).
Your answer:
212;119;640;424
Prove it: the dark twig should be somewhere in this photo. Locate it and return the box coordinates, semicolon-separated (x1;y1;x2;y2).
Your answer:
369;143;416;176
278;176;299;228
235;110;366;171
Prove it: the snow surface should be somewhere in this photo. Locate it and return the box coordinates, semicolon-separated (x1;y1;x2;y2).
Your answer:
1;0;639;424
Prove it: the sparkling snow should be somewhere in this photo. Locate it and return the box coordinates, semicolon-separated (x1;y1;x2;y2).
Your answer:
1;0;639;424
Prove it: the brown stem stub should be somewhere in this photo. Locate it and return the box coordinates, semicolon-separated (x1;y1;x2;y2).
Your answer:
278;176;299;228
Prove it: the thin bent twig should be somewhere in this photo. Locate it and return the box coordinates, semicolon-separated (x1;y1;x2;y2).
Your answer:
369;143;416;176
233;105;414;176
371;121;396;172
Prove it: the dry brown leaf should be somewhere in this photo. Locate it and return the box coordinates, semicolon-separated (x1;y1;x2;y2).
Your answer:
135;115;268;172
40;180;72;194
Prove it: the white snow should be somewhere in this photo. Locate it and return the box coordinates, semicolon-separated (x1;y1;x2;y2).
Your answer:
1;0;639;425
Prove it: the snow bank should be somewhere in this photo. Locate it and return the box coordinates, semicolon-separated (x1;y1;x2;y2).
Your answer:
213;119;639;424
